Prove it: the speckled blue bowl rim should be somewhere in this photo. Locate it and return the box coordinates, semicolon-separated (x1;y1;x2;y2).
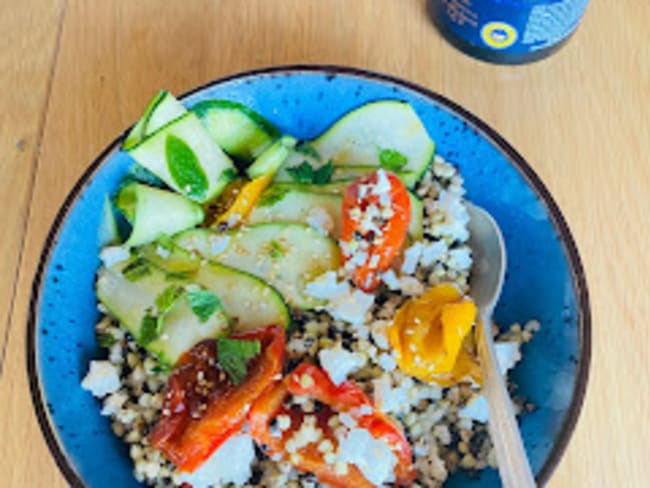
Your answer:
27;65;591;488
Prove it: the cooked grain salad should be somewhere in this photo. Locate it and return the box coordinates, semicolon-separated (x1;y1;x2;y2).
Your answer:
82;92;539;488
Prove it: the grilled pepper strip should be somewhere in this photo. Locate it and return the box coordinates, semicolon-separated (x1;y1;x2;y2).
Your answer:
249;363;415;487
149;324;285;472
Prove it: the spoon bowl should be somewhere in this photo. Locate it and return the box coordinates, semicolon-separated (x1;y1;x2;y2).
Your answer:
467;203;536;488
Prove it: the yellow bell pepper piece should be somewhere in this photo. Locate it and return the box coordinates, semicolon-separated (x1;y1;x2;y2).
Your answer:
388;283;481;386
214;174;272;227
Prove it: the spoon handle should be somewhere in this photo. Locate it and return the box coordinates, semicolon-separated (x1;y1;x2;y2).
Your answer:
477;311;537;488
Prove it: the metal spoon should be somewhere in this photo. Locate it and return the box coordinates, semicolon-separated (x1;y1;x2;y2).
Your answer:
466;203;536;488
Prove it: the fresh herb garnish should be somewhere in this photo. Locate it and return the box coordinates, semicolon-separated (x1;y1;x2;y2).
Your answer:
217;337;261;385
122;257;151;282
152;364;172;374
378;148;408;171
140;310;159;345
268;240;285;259
155;285;185;315
97;333;117;348
294;142;321;161
165;134;209;200
257;186;289;207
187;288;223;322
286;161;334;185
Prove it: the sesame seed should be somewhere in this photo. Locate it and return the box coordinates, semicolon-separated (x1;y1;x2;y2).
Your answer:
299;374;314;389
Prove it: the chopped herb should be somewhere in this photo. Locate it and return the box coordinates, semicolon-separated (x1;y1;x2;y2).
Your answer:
122;258;151;282
286;162;315;184
155;285;185;315
97;333;116;348
217;337;261;385
295;142;321;161
140;311;159;345
378;148;408;171
165;271;193;281
286;161;334;185
313;161;334;184
269;240;285;259
156;235;176;252
187;288;223;322
258;186;289;207
152;364;171;374
165;134;209;200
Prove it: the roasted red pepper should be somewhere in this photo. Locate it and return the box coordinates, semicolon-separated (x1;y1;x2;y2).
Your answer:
249;363;415;487
341;170;411;291
149;325;285;472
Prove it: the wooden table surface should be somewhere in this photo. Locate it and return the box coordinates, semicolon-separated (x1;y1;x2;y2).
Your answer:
1;0;648;486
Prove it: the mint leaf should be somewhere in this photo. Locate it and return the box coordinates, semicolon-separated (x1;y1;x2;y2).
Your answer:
286;161;333;185
295;142;321;161
187;288;223;322
166;134;209;200
155;285;185;315
286;162;315;184
313;161;334;184
268;240;285;259
140;311;158;345
378;148;408;171
122;258;151;282
217;337;261;385
258;186;289;207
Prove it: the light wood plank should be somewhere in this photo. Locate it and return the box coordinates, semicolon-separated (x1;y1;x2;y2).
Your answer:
0;0;65;373
2;0;649;486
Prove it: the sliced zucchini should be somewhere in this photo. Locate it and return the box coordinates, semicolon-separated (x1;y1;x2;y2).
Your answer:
194;262;290;331
408;192;424;240
331;164;413;182
138;239;201;274
311;101;435;187
115;183;204;247
247;136;297;179
175;224;340;309
254;182;423;240
96;259;228;365
124;91;187;150
97;256;291;364
192;100;279;162
127;112;237;203
98;195;120;247
248;188;343;236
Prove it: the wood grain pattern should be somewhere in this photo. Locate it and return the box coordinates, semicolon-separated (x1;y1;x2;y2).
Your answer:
1;0;649;486
0;0;64;374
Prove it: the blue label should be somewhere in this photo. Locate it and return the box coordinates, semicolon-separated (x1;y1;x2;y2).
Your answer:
431;0;589;54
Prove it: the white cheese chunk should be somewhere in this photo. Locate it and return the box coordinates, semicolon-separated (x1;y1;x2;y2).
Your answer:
420;240;447;267
337;428;397;486
179;433;255;487
458;394;489;423
495;341;522;375
306;272;374;325
401;241;423;275
319;345;366;386
81;360;120;398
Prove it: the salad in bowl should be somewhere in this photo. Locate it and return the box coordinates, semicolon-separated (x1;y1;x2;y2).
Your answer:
80;90;540;488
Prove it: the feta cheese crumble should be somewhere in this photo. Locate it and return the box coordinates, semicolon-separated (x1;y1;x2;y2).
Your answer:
319;345;366;386
337;428;397;486
305;272;374;325
458;395;489;423
81;360;120;397
179;434;255;487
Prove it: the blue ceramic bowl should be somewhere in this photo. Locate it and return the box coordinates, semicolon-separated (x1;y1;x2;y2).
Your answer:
28;66;590;488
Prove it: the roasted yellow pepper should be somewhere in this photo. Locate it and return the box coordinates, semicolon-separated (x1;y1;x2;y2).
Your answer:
214;174;273;227
387;283;482;386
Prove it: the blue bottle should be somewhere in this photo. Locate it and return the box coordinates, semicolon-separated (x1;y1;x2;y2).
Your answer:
428;0;590;64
